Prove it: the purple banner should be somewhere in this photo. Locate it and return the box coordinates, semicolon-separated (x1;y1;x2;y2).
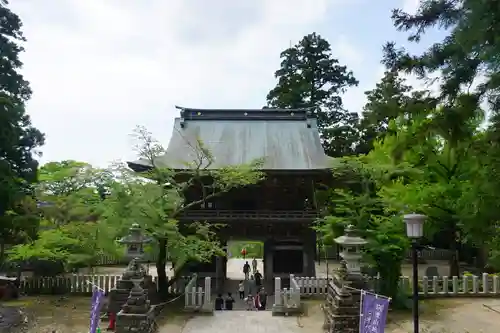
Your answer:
90;287;104;333
359;291;390;333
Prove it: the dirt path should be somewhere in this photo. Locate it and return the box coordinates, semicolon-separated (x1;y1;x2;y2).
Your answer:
387;299;500;333
299;299;500;333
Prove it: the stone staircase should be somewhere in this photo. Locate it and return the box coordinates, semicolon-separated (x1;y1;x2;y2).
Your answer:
212;278;273;311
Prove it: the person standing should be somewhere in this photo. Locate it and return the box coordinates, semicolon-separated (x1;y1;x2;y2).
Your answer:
225;292;235;310
215;294;224;311
243;261;250;280
245;294;255;311
238;280;245;299
252;257;258;273
254;291;261;310
254;270;262;287
258;287;268;310
248;275;256;295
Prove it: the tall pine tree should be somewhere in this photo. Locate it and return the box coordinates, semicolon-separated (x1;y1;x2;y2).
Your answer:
357;71;436;154
266;33;359;157
0;0;44;245
383;0;500;138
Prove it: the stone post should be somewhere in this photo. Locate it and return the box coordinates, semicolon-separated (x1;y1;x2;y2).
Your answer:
203;276;212;311
272;277;283;314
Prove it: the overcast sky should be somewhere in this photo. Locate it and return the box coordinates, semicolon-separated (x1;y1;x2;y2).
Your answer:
11;0;443;167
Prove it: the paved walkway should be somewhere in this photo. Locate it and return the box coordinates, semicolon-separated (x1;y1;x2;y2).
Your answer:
180;311;303;333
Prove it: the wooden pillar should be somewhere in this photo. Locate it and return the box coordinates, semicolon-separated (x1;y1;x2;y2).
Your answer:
263;238;274;282
304;227;316;276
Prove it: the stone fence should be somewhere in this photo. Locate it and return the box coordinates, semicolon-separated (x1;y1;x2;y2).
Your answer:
272;274;302;315
322;246;453;261
18;274;189;295
184;275;212;313
293;274;500;298
17;273;500;301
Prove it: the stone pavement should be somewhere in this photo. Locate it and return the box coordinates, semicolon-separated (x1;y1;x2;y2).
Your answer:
179;311;303;333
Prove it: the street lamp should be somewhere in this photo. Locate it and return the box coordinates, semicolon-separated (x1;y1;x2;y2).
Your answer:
404;213;426;333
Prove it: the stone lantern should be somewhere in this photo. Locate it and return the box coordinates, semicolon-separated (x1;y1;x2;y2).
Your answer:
334;225;367;275
118;223;153;262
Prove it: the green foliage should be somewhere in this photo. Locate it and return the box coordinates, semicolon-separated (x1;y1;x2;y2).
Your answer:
266;32;359;157
0;0;44;252
8;221;121;270
384;0;500;108
357;70;437;154
6;160;121;269
316;158;409;303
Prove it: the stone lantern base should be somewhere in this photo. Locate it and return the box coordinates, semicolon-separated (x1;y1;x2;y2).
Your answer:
323;262;367;333
115;309;156;333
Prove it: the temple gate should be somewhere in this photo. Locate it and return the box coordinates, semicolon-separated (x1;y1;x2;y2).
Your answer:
128;107;332;291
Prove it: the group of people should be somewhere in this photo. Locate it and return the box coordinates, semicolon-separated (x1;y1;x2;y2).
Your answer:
214;292;236;310
214;257;268;311
240;259;267;310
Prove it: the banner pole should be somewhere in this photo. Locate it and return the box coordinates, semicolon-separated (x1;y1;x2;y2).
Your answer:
360;289;391;301
359;290;364;333
86;280;105;292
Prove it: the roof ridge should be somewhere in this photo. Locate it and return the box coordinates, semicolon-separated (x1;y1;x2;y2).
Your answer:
175;106;314;113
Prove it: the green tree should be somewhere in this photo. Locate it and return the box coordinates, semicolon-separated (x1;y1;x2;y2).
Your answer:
8;220;120;273
36;160;114;225
266;32;359;157
357;71;436;154
103;126;264;298
8;161;120;271
383;0;500;129
367;104;487;276
0;0;44;258
382;0;500;272
315;158;409;304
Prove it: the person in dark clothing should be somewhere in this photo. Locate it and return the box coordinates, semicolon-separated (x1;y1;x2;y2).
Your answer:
225;292;235;310
243;261;250;280
258;288;268;310
215;293;224;310
254;270;262;286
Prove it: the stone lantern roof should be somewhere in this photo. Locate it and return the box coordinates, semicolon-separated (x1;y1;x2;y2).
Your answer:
118;223;153;245
334;225;367;246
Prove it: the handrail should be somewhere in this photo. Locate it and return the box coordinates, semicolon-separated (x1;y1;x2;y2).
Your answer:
184;273;199;307
283;274;301;309
180;210;318;219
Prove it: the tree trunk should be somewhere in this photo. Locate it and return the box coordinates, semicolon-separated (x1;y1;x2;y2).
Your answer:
449;227;460;277
0;241;5;263
156;238;168;300
167;263;187;287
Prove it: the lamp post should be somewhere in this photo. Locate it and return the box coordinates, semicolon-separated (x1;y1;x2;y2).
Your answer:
404;213;426;333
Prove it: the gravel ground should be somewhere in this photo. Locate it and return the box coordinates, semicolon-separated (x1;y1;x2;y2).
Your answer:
16;259;500;332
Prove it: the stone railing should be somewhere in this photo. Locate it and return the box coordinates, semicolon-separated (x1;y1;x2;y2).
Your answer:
19;274;189;295
321;246;453;261
184;275;212;313
272;274;302;315
287;274;301;307
293;274;500;298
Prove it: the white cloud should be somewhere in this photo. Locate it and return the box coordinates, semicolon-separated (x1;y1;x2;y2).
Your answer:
402;0;421;14
11;0;365;167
